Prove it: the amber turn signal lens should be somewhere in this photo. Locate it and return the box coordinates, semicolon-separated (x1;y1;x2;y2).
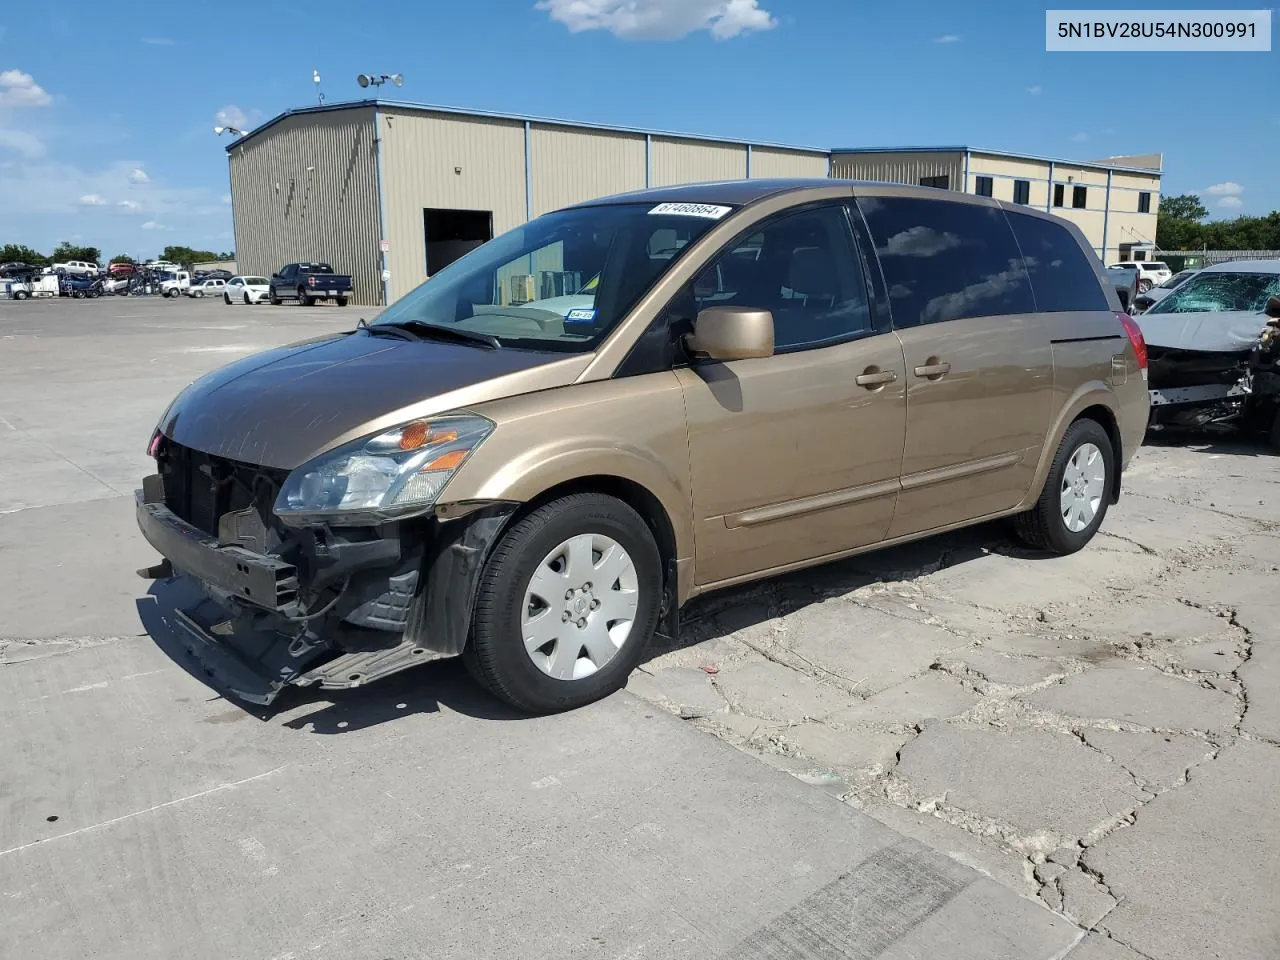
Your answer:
423;449;468;472
398;421;431;451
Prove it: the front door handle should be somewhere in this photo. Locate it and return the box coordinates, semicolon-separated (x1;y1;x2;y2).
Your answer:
855;368;898;389
913;360;951;380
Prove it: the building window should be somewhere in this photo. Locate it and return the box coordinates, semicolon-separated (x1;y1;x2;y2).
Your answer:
1138;191;1151;213
1072;185;1087;209
919;175;950;189
1013;180;1031;205
1053;183;1065;208
974;176;993;197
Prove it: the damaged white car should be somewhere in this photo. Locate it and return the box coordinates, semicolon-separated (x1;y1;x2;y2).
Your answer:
1136;260;1280;429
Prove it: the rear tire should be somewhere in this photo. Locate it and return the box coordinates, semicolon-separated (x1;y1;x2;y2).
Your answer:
464;494;663;714
298;287;313;307
1137;279;1153;293
1014;418;1115;555
1269;410;1280;454
336;296;349;307
14;290;29;301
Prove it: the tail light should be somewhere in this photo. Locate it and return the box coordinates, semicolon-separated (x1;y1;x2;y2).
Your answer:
307;275;317;287
147;430;163;458
1117;312;1147;377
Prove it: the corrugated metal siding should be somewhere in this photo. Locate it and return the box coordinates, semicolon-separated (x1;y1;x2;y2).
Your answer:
378;111;526;303
228;107;381;305
749;148;829;179
531;126;647;216
650;137;747;186
830;151;964;189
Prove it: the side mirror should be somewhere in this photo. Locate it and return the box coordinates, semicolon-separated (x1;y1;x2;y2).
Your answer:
686;306;775;361
1265;295;1280;319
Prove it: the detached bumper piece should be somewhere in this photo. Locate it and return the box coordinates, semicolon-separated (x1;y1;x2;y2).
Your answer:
136;491;301;615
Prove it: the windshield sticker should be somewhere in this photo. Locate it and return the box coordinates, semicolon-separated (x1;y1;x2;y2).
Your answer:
565;308;598;327
649;202;733;220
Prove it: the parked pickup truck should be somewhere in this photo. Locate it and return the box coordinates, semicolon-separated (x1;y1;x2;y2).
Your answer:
268;262;352;306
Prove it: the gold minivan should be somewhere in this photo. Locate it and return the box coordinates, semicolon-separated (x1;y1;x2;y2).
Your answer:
137;180;1151;712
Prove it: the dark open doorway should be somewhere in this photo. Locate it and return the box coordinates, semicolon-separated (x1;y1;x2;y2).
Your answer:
424;209;493;276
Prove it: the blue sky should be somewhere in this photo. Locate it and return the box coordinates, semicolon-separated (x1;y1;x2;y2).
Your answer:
0;0;1275;259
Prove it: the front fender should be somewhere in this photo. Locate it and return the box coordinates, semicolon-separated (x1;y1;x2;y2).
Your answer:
443;437;693;565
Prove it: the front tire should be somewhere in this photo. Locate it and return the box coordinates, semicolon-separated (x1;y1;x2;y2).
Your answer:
465;494;663;714
1015;419;1115;555
244;293;252;305
269;288;281;305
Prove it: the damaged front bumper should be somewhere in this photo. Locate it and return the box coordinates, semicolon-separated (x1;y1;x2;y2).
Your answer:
1146;346;1252;428
136;471;513;705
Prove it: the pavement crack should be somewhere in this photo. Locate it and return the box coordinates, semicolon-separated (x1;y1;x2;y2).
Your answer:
1096;529;1159;556
1227;607;1254;736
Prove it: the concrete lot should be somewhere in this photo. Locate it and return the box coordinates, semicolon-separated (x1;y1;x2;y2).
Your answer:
1;295;1277;960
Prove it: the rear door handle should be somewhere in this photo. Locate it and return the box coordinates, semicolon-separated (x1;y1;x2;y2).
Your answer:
913;361;951;380
855;368;898;389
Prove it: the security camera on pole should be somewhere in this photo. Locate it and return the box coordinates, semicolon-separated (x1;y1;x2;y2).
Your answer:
356;73;404;89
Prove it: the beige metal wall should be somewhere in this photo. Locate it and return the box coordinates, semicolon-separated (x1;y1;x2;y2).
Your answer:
751;147;828;179
228;107;382;305
378;110;527;303
651;137;747;186
530;126;647;217
831;150;964;189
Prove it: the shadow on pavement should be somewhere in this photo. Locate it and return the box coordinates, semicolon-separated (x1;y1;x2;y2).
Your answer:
136;578;528;732
645;518;1026;665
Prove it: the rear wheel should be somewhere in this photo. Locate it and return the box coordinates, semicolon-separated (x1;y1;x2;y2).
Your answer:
298;286;313;306
1137;278;1153;293
14;290;29;301
335;296;349;307
1015;419;1114;555
464;494;663;714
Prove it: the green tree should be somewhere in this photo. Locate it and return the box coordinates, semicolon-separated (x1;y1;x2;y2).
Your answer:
51;241;102;264
160;245;222;266
109;254;136;265
0;243;49;266
1159;194;1208;222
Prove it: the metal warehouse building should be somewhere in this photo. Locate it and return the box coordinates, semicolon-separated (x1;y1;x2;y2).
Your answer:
225;100;830;306
225;101;1162;306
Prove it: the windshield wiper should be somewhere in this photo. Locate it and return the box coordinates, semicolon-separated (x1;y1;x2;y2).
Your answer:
376;320;501;350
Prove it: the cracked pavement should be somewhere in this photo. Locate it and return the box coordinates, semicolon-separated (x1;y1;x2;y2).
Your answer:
631;436;1280;959
3;298;1277;959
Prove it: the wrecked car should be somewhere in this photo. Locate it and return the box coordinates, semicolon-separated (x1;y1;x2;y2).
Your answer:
1135;260;1280;429
1244;295;1280;449
137;180;1149;713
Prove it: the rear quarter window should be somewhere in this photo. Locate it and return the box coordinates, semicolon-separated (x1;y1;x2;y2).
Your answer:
857;195;1035;327
1006;212;1110;312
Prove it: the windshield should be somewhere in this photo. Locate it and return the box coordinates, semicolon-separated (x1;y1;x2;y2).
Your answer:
1160;271;1192;288
372;202;727;352
1146;271;1280;315
246;277;268;285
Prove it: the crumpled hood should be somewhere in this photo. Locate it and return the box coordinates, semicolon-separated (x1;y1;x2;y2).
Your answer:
1135;309;1266;353
158;332;583;469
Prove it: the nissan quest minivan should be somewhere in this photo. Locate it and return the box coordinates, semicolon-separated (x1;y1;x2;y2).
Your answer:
137;180;1150;713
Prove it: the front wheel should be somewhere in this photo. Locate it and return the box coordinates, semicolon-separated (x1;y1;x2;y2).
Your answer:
269;288;281;305
1015;419;1115;555
464;494;663;714
244;293;252;305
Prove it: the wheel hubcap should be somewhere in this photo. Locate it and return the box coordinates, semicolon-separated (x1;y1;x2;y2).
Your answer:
1060;442;1106;534
522;533;638;681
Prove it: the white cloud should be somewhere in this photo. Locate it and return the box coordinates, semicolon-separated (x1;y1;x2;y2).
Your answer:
117;199;142;211
1205;181;1243;196
1218;196;1243;209
215;105;248;130
221;193;232;204
0;127;45;157
934;34;961;43
77;193;108;206
140;220;168;230
1069;132;1090;143
141;37;175;45
128;167;150;183
536;0;776;40
0;69;52;107
1026;85;1042;95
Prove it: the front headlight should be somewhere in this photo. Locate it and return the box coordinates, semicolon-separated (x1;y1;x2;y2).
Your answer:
274;415;494;524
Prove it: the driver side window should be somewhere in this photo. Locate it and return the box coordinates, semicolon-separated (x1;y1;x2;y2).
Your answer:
691;203;872;352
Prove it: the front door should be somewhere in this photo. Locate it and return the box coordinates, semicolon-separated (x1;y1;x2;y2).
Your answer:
677;202;908;587
855;193;1052;538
